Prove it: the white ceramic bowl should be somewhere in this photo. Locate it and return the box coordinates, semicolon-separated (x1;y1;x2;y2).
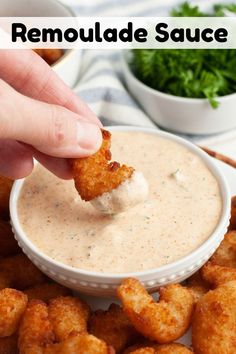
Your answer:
0;0;81;88
121;51;236;135
10;126;231;296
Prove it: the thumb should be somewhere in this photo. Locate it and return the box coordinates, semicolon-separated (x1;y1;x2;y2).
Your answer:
0;79;102;158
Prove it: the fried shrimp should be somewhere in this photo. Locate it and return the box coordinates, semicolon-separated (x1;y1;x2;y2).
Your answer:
0;288;28;337
229;196;236;230
0;176;13;221
192;280;236;354
127;349;155;354
187;284;208;305
117;278;194;343
0;334;18;354
0;221;20;257
48;296;90;341
210;231;236;268
24;283;71;303
201;261;236;288
89;303;140;353
123;343;193;354
154;344;193;354
44;332;114;354
123;344;156;354
0;254;46;290
18;300;55;354
186;271;209;304
0;271;12;290
33;49;63;65
72;130;148;214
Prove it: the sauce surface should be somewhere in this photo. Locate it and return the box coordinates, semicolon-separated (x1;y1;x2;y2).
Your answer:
18;132;222;273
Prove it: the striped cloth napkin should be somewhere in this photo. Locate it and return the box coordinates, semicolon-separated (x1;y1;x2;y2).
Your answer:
61;0;236;145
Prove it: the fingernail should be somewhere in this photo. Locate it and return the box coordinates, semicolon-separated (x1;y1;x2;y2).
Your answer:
77;121;102;152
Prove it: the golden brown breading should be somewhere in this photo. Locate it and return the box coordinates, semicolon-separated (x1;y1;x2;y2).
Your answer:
123;344;155;354
0;271;11;290
18;300;55;354
201;262;236;288
0;288;27;337
192;280;236;354
0;334;18;354
0;176;13;221
71;129;134;201
44;332;114;354
0;254;46;290
187;270;209;288
127;349;155;354
229;196;236;230
187;285;208;305
33;49;43;56
0;221;20;257
40;49;63;65
89;303;140;353
186;271;209;304
123;343;193;354
24;283;71;303
210;231;236;268
117;278;194;344
48;296;90;341
33;49;63;66
154;344;193;354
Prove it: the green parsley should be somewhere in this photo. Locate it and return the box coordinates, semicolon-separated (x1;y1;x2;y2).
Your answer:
130;2;236;108
171;2;207;17
214;3;236;16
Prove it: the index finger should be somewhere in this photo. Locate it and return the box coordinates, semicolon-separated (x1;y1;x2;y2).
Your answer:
0;49;101;127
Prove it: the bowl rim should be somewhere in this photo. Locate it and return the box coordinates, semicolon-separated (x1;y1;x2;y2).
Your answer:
49;0;79;70
1;0;79;68
10;126;231;279
121;51;236;103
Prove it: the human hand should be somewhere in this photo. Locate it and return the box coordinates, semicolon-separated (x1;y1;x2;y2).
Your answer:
0;49;102;180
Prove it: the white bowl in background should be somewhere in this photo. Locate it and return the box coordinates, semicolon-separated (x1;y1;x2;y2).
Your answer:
0;0;81;88
10;126;231;296
121;51;236;135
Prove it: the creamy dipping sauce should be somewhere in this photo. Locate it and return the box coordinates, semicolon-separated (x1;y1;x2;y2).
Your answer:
91;171;149;214
18;132;222;273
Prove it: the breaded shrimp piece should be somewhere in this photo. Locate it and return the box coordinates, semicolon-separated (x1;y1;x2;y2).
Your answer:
186;271;209;304
33;49;43;57
89;303;140;353
154;344;193;353
40;49;63;65
44;332;114;354
192;280;236;354
187;285;208;305
123;344;154;354
0;221;20;257
117;278;194;343
72;130;148;214
33;49;63;65
0;334;18;354
0;288;27;337
0;176;13;221
123;343;193;354
127;349;155;354
229;196;236;230
210;231;236;268
24;283;71;303
201;261;236;288
48;296;90;341
0;254;46;290
72;130;133;201
18;300;55;354
0;272;11;290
